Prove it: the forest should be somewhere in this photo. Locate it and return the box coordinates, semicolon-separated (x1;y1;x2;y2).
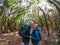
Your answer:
0;0;60;45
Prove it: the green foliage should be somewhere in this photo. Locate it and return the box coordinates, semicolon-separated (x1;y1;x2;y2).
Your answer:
4;0;16;7
48;9;54;12
0;0;59;34
0;5;4;16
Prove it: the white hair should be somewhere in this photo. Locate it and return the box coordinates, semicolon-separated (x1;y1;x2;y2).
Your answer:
35;24;38;27
28;21;34;24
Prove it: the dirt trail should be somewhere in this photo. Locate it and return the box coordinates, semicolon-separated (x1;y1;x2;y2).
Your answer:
0;31;57;45
0;32;34;45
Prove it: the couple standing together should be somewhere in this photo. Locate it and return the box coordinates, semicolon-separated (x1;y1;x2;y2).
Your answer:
18;21;41;45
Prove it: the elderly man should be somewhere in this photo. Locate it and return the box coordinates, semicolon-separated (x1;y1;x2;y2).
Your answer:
30;24;42;45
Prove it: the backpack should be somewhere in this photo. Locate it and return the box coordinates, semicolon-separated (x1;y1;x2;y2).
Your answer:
18;24;31;37
38;32;42;41
18;27;23;36
36;27;42;41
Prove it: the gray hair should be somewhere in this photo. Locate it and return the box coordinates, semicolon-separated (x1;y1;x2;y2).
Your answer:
35;24;38;27
28;21;34;25
24;21;34;25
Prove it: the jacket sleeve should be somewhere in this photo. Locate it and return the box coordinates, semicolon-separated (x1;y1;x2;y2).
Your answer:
20;29;30;38
32;31;40;41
